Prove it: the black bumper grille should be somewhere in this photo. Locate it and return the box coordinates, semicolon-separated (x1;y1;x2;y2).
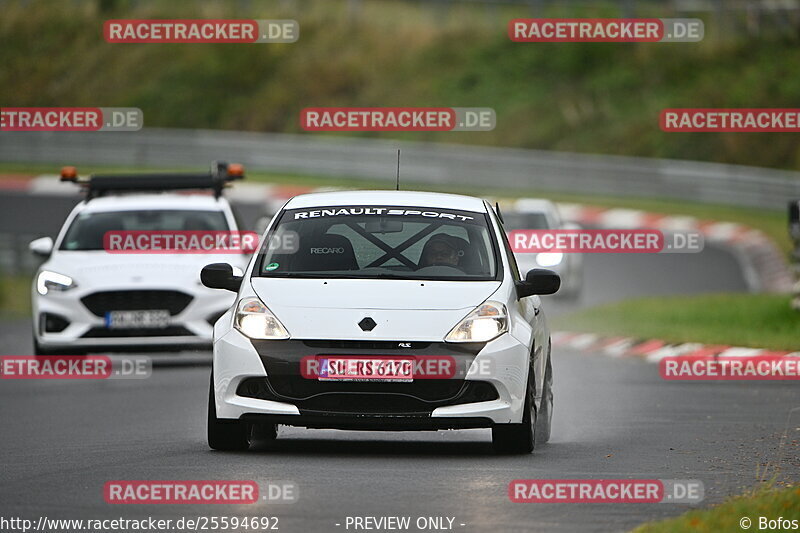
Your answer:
237;377;498;415
81;290;193;317
82;326;195;338
40;313;70;334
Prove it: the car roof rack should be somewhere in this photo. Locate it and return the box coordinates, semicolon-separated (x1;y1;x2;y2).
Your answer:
59;161;245;200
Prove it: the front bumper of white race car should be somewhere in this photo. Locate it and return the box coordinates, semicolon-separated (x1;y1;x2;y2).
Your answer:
211;325;531;429
33;283;235;352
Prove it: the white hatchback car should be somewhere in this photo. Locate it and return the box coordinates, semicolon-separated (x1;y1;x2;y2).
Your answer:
30;164;249;355
503;199;584;299
204;190;560;453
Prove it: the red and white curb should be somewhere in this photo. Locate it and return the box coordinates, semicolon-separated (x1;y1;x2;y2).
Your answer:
549;202;792;293
552;331;799;363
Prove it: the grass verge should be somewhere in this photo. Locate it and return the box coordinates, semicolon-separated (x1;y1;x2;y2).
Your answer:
632;485;800;533
4;0;800;170
0;275;31;319
553;293;800;351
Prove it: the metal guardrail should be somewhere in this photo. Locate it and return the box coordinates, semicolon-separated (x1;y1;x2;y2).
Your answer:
2;128;800;209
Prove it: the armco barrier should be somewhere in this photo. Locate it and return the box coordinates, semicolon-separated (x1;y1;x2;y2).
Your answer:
2;128;800;209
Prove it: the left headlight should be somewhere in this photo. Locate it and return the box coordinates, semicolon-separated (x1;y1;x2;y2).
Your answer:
536;252;563;267
445;301;508;343
234;296;290;340
36;270;77;295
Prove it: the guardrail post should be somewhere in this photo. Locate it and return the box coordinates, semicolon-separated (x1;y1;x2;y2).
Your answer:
789;200;800;310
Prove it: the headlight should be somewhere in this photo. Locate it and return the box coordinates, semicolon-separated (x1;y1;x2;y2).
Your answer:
445;301;508;343
536;252;563;267
234;296;290;340
36;270;76;295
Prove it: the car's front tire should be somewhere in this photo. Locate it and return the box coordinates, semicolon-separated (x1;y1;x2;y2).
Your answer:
207;376;250;451
33;336;87;356
492;372;536;454
33;337;54;356
535;355;553;445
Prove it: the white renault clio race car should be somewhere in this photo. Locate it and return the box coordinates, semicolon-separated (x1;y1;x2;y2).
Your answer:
31;164;249;355
204;190;560;453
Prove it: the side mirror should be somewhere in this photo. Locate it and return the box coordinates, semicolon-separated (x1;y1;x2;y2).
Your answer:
516;268;560;299
201;263;242;292
29;237;54;258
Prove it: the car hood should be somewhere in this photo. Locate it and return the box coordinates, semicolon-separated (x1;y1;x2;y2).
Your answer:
44;251;248;288
250;278;502;341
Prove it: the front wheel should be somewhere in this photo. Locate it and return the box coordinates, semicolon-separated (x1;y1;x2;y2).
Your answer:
33;337;86;356
535;356;553;445
492;374;536;454
207;376;249;451
33;337;54;356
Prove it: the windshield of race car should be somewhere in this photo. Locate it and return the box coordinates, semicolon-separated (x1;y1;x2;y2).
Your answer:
257;205;499;280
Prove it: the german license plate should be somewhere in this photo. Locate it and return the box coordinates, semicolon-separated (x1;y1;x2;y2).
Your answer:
105;310;170;329
318;357;414;382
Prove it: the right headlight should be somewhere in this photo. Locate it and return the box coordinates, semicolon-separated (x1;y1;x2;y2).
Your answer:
234;296;290;340
536;252;563;267
445;301;508;343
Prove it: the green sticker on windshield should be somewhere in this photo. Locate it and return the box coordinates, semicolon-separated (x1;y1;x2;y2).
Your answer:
265;262;280;271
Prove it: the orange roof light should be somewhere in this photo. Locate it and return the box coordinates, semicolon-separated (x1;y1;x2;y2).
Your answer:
227;163;245;177
60;166;78;181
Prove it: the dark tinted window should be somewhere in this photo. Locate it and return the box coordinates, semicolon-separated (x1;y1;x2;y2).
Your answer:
60;210;229;251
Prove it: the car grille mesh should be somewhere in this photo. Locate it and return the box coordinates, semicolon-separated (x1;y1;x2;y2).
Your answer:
80;290;193;317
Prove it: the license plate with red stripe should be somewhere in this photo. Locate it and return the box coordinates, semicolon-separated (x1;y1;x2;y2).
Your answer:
317;357;414;382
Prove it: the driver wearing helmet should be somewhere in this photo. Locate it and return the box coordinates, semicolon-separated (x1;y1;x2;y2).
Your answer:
418;233;465;268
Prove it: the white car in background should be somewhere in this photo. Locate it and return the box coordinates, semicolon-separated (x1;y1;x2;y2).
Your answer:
30;163;249;355
203;190;560;454
503;199;584;300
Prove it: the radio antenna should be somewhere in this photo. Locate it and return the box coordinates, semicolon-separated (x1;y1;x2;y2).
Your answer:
395;149;401;191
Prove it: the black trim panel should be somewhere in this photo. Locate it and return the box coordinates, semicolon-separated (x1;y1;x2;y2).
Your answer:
241;413;494;431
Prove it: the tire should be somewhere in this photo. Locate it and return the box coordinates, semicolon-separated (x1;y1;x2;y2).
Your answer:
535;355;553;445
33;337;54;356
34;337;87;356
492;370;536;454
207;376;250;451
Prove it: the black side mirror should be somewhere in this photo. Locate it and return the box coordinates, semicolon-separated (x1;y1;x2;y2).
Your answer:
201;263;242;292
516;269;560;299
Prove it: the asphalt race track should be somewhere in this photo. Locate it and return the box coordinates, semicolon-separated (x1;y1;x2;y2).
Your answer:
1;245;797;532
